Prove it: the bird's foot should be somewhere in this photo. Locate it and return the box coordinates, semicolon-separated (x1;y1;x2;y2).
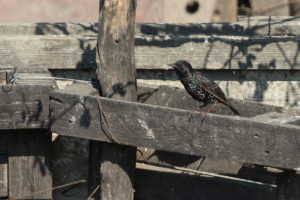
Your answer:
190;106;201;112
201;102;218;119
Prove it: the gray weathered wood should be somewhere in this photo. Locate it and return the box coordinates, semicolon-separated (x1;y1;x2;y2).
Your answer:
137;85;284;117
88;0;137;199
136;147;282;186
50;84;300;170
8;130;52;199
2;18;300;36
0;133;7;197
2;20;300;70
1;35;300;70
0;84;52;129
134;164;278;200
0;155;7;198
136;85;286;184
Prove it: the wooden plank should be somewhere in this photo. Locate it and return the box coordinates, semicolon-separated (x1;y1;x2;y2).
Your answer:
50;84;300;170
136;148;281;185
0;155;7;198
134;164;278;200
0;132;8;198
137;85;284;118
0;84;52;129
3;19;300;36
136;85;283;184
2;35;300;70
8;130;52;199
88;0;137;200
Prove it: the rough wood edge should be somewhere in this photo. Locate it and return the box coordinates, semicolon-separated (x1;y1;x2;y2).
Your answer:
50;84;300;170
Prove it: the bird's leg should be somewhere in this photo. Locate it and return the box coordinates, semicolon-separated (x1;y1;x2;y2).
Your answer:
202;102;218;118
190;103;207;112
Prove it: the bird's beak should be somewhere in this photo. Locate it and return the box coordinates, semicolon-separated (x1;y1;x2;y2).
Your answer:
167;63;176;69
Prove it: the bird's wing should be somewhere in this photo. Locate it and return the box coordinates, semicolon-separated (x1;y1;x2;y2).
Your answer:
198;80;230;106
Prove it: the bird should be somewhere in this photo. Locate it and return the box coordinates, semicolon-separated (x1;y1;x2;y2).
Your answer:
169;60;240;115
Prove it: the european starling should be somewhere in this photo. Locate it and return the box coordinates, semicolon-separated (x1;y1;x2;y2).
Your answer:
169;60;240;115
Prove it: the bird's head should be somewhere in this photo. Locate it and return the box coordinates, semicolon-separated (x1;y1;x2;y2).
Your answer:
168;60;193;77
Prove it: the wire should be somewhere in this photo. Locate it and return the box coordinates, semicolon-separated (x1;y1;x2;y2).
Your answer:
15;75;94;84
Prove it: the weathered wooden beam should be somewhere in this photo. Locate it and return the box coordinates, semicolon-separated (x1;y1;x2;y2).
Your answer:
8;130;52;199
0;156;7;198
134;164;278;200
0;163;7;198
0;133;7;198
2;21;300;70
0;84;52;129
50;84;300;170
88;0;137;199
137;85;284;117
2;17;300;36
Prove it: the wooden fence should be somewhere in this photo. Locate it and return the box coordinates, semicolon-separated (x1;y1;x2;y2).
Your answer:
0;7;299;200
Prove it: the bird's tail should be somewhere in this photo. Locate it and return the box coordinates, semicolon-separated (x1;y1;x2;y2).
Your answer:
229;105;240;115
223;100;240;115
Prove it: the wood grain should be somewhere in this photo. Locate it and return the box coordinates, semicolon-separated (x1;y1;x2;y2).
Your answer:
88;0;137;200
8;130;52;199
2;18;300;36
134;164;278;200
0;84;52;129
50;84;300;170
0;155;7;198
2;20;300;70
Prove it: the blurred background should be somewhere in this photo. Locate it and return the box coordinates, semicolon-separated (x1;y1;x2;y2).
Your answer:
0;0;299;23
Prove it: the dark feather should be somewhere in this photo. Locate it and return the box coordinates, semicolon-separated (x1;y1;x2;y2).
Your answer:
170;60;240;115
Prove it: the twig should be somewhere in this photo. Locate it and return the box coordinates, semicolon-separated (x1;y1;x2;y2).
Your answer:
252;0;300;15
96;92;120;144
10;179;86;200
95;41;119;144
87;184;101;200
136;161;278;188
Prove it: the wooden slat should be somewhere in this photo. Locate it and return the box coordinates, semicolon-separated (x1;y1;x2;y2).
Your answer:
50;84;300;170
1;35;300;70
8;130;52;199
136;148;282;185
134;164;278;200
136;85;284;184
2;18;300;36
0;133;7;197
0;155;7;198
0;84;52;129
137;85;284;118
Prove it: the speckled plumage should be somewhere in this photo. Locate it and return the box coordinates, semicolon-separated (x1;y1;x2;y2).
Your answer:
170;60;240;115
182;71;215;103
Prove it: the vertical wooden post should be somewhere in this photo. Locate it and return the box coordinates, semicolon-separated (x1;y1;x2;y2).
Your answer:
8;130;52;199
89;0;137;199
